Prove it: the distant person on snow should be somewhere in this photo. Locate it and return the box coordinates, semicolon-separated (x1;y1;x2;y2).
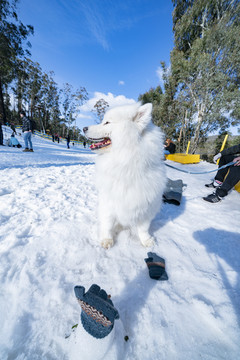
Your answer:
203;144;240;203
164;138;176;155
66;134;70;149
20;110;34;152
55;133;60;143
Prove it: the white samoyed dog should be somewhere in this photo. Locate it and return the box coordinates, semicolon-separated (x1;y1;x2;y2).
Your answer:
83;102;166;249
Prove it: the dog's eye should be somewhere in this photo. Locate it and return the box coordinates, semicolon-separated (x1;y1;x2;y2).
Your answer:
104;121;110;125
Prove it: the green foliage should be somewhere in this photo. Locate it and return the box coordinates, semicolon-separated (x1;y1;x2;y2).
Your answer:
229;135;240;147
0;1;88;140
170;0;240;152
138;64;181;141
0;0;33;124
138;1;240;153
139;86;163;105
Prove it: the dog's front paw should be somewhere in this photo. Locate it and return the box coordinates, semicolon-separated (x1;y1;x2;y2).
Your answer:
141;236;155;247
101;238;114;249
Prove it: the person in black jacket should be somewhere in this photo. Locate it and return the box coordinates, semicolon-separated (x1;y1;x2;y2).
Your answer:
20;110;34;152
164;138;176;155
203;144;240;203
66;134;70;149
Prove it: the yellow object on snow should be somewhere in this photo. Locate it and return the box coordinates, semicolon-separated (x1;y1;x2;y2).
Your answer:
217;134;228;165
185;141;191;155
165;140;200;164
234;181;240;193
165;153;200;164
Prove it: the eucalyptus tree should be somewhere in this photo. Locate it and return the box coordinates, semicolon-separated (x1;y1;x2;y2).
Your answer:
12;60;61;132
14;58;29;113
171;0;240;152
138;64;181;142
40;71;61;132
26;60;43;119
92;98;109;123
60;83;88;136
0;0;33;124
12;59;44;129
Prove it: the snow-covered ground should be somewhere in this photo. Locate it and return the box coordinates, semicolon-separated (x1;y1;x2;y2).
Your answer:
0;125;239;360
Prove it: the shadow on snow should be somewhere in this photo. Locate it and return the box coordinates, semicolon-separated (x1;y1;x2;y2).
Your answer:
194;227;240;326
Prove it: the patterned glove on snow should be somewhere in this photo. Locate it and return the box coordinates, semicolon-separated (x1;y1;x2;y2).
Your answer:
74;284;119;339
145;252;168;281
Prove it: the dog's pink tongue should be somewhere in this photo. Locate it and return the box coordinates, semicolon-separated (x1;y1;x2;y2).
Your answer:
90;139;110;150
90;141;104;150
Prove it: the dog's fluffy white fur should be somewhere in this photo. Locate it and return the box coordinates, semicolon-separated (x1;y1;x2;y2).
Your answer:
84;102;166;249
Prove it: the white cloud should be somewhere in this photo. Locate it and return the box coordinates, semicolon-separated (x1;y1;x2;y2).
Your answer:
80;91;136;113
80;2;109;50
118;80;125;85
76;1;142;50
76;91;136;129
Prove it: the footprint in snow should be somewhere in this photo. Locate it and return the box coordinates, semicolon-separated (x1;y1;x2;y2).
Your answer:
0;188;12;196
16;226;32;239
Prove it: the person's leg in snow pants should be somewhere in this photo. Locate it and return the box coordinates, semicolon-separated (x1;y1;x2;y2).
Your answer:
215;154;240;196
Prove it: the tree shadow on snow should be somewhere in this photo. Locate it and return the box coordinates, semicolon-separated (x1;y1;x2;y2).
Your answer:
194;228;240;326
116;269;157;351
0;161;95;170
150;195;187;233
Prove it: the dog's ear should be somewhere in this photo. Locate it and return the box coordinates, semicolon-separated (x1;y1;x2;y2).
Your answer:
133;103;152;131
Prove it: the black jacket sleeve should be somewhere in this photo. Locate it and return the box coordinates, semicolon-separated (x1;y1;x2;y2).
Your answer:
221;144;240;157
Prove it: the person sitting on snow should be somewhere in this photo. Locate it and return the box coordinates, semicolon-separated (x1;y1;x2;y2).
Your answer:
9;133;21;148
203;144;240;203
164;138;176;155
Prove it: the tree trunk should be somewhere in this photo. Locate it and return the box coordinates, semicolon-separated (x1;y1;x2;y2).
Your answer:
0;77;7;125
17;78;23;114
191;111;203;153
0;124;3;145
178;109;189;153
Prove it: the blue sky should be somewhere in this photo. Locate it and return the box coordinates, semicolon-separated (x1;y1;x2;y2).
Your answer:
18;0;174;129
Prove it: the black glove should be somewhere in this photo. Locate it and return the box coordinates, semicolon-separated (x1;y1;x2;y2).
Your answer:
145;252;168;281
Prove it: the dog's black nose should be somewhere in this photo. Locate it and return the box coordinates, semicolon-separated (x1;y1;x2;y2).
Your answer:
83;127;88;133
